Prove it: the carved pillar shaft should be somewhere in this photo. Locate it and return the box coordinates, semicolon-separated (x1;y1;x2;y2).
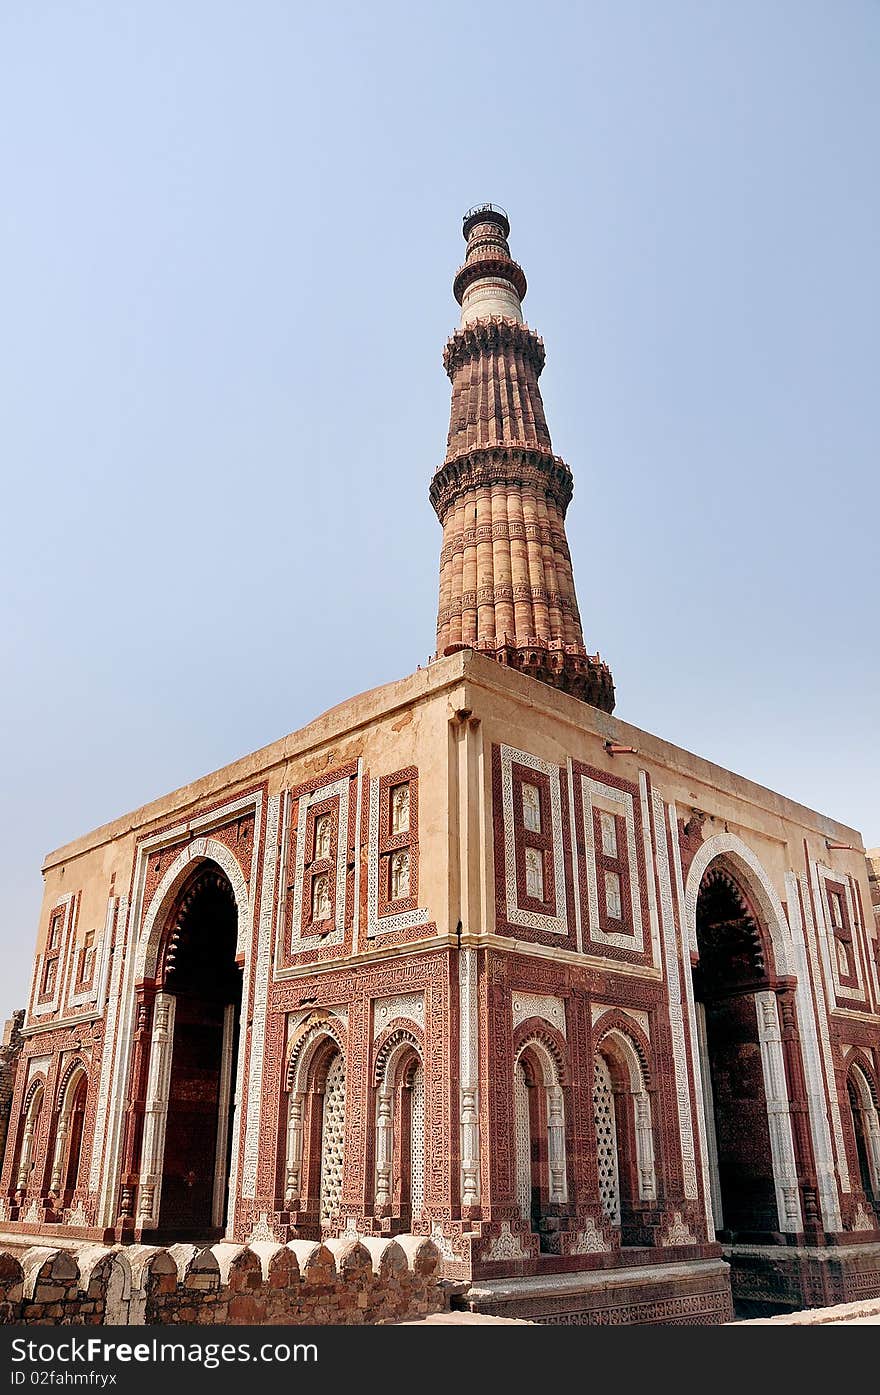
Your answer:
16;1114;37;1192
374;1089;393;1207
137;991;176;1230
284;1094;304;1209
635;1091;657;1201
49;1115;69;1194
547;1083;568;1203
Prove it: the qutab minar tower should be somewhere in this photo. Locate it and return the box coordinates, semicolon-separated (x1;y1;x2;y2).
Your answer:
431;204;615;712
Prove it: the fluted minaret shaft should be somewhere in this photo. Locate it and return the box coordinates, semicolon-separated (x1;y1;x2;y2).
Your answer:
430;205;614;712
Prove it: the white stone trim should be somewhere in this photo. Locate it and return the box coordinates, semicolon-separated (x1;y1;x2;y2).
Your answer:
785;871;843;1231
238;794;278;1205
373;992;424;1039
652;793;698;1200
90;896;128;1201
211;1002;237;1228
500;745;567;936
639;773;663;968
754;991;803;1233
513;993;566;1037
668;802;715;1235
799;870;850;1196
566;760;584;954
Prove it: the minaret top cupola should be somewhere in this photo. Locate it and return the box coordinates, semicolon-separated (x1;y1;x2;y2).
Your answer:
454;205;526;326
430;204;615;713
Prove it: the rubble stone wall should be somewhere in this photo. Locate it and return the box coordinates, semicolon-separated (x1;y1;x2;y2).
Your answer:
0;1234;446;1326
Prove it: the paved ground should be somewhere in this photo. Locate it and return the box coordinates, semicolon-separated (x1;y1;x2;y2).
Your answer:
736;1297;880;1326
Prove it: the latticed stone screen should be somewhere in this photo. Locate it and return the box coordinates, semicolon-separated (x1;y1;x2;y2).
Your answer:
410;1061;425;1215
593;1053;621;1225
514;1059;532;1220
319;1052;346;1223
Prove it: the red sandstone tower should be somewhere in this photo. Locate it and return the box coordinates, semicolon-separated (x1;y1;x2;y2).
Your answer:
431;204;615;712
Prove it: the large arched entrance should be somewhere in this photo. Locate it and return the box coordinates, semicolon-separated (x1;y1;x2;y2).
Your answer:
693;863;779;1238
156;864;242;1236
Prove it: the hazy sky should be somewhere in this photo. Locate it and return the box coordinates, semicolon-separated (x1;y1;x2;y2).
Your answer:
1;2;878;1025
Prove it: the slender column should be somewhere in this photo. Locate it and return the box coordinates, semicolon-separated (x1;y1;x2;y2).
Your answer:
137;991;176;1230
16;1104;40;1192
547;1084;568;1203
375;1088;393;1208
211;1001;236;1229
284;1094;304;1209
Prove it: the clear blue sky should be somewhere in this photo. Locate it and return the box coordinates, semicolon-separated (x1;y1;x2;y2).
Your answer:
1;2;878;1024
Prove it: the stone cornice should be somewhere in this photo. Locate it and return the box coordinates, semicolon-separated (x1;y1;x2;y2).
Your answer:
443;318;545;380
453;254;527;305
430;445;575;521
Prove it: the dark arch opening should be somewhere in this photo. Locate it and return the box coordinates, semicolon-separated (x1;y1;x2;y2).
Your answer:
60;1073;88;1205
694;864;778;1240
157;864;241;1238
847;1067;878;1208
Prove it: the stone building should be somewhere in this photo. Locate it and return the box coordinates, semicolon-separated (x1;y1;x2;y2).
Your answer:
2;207;879;1324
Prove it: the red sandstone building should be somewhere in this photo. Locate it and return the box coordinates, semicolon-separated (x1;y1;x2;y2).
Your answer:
2;207;879;1324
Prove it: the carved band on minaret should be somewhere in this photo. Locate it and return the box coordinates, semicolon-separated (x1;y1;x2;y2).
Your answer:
431;205;615;713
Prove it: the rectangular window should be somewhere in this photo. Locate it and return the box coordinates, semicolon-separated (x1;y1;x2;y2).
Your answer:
600;811;618;858
522;783;542;834
390;784;410;836
77;930;96;988
592;805;632;936
376;769;419;921
604;870;623;920
525;847;545;902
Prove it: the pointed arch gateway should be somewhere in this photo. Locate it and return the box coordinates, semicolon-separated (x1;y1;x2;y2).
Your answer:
690;854;802;1239
135;860;244;1237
